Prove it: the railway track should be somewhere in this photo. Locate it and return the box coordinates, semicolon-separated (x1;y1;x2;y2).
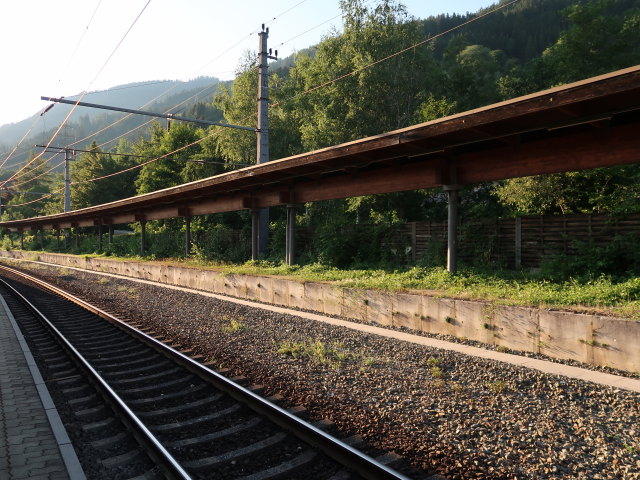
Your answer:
0;264;414;480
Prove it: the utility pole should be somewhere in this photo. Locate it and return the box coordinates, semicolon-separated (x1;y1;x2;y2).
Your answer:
34;145;75;213
253;25;277;260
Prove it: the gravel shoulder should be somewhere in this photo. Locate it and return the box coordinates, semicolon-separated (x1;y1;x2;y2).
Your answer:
4;261;640;480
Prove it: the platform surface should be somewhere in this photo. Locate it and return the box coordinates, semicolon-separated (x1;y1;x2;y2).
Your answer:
0;294;84;480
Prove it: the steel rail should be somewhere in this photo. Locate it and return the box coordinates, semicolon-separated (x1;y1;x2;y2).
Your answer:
0;268;192;480
0;264;413;480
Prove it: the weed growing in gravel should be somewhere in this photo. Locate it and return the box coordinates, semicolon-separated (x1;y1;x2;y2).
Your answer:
220;317;246;333
97;277;110;285
116;285;139;298
360;355;376;367
433;379;446;389
426;356;440;367
452;382;465;393
276;339;377;369
487;380;508;394
430;366;446;379
495;345;511;353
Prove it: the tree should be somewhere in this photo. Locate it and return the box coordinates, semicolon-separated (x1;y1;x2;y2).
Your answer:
289;0;443;150
493;166;640;215
134;122;204;195
2;155;57;220
540;0;640;86
71;141;138;209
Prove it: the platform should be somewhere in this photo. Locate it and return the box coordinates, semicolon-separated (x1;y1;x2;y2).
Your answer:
0;295;85;480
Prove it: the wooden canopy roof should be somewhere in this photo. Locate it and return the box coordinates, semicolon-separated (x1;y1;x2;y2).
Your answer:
3;65;640;231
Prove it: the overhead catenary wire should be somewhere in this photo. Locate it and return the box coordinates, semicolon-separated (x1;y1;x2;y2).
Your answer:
0;116;43;170
2;186;64;208
3;2;269;190
7;0;521;208
56;0;104;90
0;0;103;172
0;0;153;190
81;0;522;192
9;160;66;190
265;0;308;27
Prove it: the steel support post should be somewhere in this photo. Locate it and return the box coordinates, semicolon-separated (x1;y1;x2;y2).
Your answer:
39;230;44;250
184;216;191;257
285;204;296;266
140;221;146;256
98;225;103;251
74;229;79;250
20;232;24;250
444;185;460;274
108;225;114;247
251;210;260;260
56;229;60;251
64;149;72;213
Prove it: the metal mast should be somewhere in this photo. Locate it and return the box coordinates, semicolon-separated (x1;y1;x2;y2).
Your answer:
253;25;277;259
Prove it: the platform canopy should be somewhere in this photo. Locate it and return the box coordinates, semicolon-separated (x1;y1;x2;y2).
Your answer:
2;65;640;232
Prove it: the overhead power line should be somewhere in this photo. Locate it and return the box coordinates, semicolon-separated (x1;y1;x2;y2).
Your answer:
0;0;153;190
7;0;522;206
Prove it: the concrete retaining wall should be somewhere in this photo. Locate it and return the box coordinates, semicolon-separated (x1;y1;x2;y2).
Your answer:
1;250;638;372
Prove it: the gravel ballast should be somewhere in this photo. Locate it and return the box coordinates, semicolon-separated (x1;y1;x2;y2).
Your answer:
4;261;640;480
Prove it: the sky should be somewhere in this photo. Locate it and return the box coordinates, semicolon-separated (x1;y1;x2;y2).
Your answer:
0;0;496;128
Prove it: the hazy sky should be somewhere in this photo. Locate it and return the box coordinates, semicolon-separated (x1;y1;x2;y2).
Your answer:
0;0;496;127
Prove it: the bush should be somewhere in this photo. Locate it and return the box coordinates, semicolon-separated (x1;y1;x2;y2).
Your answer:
540;235;640;280
192;224;249;263
1;235;13;250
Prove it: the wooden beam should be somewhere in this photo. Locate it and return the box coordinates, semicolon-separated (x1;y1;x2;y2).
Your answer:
456;122;639;184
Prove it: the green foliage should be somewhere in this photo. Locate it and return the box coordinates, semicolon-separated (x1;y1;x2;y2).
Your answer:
1;156;57;221
276;338;375;368
1;235;13;250
494;166;640;216
220;316;246;333
290;0;442;151
540;235;640;280
487;380;508;394
135;123;206;194
105;234;140;257
192;223;249;263
540;0;640;86
71;141;138;209
417;238;445;268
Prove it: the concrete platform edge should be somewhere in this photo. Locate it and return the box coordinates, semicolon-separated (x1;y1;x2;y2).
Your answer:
0;295;86;480
4;257;640;394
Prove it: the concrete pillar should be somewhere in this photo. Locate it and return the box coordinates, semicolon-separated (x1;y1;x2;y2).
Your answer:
184;216;191;257
140;221;146;256
108;225;114;247
39;230;44;250
97;225;103;251
444;185;460;274
251;210;259;260
285;204;296;266
20;231;24;250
